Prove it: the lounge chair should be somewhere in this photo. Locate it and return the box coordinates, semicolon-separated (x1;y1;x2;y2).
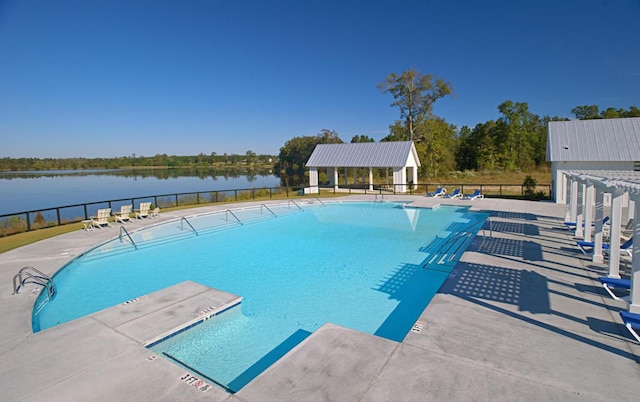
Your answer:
113;204;133;224
620;311;640;343
576;236;633;256
598;277;630;301
443;189;462;199
427;187;446;197
462;189;484;200
90;208;112;229
603;218;633;238
564;216;609;230
150;207;160;218
135;202;152;219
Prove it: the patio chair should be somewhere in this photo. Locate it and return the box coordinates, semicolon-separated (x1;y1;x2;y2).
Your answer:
598;277;630;301
603;218;633;239
90;208;112;229
135;202;152;219
620;311;640;343
150;207;160;218
462;189;484;200
443;189;462;199
576;236;633;256
564;216;609;230
113;204;133;224
427;187;446;197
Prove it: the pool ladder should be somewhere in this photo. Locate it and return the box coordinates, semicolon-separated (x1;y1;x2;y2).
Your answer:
424;218;492;267
425;231;473;266
119;226;138;249
13;266;56;303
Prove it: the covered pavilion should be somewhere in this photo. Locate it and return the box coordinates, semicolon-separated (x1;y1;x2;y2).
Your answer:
561;170;639;314
305;141;420;193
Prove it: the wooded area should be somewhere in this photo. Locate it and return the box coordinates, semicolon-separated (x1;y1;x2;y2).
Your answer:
0;151;275;171
275;68;640;186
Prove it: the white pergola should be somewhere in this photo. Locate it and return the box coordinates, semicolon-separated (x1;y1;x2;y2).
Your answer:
562;170;639;314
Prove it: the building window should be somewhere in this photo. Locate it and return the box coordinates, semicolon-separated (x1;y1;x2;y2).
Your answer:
635;161;640;171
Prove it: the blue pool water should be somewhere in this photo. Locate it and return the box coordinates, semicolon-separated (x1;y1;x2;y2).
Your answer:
33;202;487;392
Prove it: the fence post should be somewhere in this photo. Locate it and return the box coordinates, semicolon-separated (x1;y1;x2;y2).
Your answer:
56;208;61;226
174;194;179;207
25;212;31;231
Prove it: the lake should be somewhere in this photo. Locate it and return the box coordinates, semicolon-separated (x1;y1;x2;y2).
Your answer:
0;168;281;216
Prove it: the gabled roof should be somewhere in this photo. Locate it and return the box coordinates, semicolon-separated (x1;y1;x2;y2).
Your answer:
306;141;420;168
546;117;640;162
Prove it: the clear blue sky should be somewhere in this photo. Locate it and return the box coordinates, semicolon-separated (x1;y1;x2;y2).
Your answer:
1;0;639;158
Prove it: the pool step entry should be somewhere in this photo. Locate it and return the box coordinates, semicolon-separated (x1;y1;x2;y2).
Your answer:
12;266;56;314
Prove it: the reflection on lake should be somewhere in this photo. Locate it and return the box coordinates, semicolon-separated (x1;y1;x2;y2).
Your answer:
0;168;281;215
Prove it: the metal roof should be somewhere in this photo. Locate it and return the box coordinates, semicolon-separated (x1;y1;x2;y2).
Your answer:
306;141;420;168
546;117;640;162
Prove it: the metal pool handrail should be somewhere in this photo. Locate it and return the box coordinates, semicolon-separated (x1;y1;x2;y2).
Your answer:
180;216;199;235
119;226;138;249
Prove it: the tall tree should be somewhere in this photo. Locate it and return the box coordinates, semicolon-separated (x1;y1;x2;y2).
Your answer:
378;68;453;141
274;130;343;187
571;105;600;119
351;134;375;143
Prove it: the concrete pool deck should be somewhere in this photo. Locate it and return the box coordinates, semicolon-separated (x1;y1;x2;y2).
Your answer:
0;196;638;401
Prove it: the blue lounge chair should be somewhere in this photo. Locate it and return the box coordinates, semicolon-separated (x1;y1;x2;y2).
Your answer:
598;277;630;301
577;236;633;256
462;189;484;200
427;187;446;197
443;189;462;199
620;311;640;343
564;216;609;230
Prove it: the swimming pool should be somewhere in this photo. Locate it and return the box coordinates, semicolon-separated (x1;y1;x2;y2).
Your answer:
33;201;487;392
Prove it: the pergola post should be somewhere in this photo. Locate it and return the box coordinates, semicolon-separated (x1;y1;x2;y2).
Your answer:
592;184;606;263
606;188;625;279
630;193;640;313
575;183;585;238
569;178;578;224
583;182;595;242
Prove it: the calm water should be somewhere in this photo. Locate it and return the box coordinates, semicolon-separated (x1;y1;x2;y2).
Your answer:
34;202;487;392
0;169;280;215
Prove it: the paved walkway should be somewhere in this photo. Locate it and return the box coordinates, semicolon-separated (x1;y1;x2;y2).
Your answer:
0;196;638;401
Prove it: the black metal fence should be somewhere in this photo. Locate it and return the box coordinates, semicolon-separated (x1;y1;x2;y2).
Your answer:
0;183;551;236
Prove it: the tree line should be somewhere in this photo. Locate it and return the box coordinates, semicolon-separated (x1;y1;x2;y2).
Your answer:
0;151;276;171
275;68;640;186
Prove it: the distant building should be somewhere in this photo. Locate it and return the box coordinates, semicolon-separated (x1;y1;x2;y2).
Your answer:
305;141;421;193
546;117;640;203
